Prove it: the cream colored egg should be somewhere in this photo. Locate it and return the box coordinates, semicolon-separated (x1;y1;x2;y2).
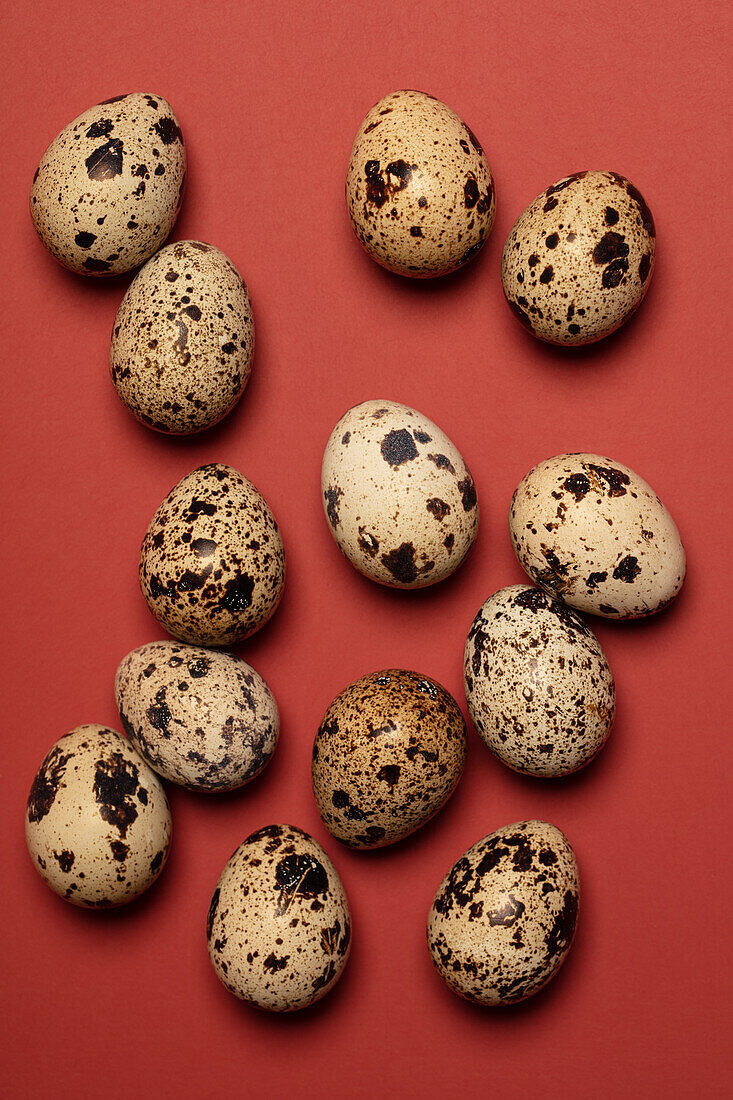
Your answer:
427;820;579;1005
346;90;495;277
30;93;185;276
25;724;171;907
207;824;351;1011
321;400;479;588
509;453;686;618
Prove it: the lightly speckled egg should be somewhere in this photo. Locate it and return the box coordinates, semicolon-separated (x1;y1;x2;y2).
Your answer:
30;93;185;276
207;824;351;1011
427;820;579;1005
346;90;495;277
312;670;466;849
321;399;479;588
115;641;279;792
464;585;615;777
110;241;254;434
25;724;171;907
509;453;686;619
139;463;285;646
501;170;655;345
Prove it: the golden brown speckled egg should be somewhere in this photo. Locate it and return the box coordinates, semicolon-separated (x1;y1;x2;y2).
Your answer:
312;670;466;849
346;90;495;277
110;241;254;434
25;724;171;908
115;641;279;792
501;171;655;344
321;399;479;588
207;824;351;1011
464;585;614;777
509;453;686;619
139;463;285;646
427;820;579;1005
30;93;186;276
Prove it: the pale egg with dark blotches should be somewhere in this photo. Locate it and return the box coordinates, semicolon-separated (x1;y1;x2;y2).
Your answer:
30;93;185;276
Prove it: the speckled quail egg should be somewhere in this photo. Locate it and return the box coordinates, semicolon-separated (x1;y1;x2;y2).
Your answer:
312;670;466;849
346;90;495;277
115;641;279;792
464;585;614;777
509;453;686;618
322;399;479;588
110;241;254;434
25;724;171;907
30;93;185;276
501;170;655;344
139;463;285;646
427;820;579;1005
207;824;351;1011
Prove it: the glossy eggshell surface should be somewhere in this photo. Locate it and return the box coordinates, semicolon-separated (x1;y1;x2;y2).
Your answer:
501;170;655;345
30;92;185;276
321;399;479;588
509;453;686;618
110;240;254;434
312;670;467;849
346;90;495;278
464;585;614;777
427;820;579;1005
115;641;279;791
206;824;351;1011
25;724;171;907
139;463;285;646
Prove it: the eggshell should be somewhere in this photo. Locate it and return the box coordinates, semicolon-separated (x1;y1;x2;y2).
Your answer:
501;170;655;345
346;90;495;278
312;670;466;848
207;824;351;1011
427;820;579;1005
509;453;686;618
30;93;185;276
110;241;254;434
25;724;171;907
321;399;479;588
115;641;279;791
464;585;614;777
139;463;285;646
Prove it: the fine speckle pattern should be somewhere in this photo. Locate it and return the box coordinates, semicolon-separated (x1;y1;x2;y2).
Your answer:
25;724;171;907
30;93;186;276
207;824;351;1011
110;240;254;434
464;585;615;777
509;453;686;618
115;641;279;792
139;463;285;646
321;399;479;588
346;90;495;278
501;170;655;345
427;820;580;1005
312;670;467;849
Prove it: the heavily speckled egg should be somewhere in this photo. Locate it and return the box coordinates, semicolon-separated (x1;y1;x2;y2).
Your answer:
464;585;614;777
115;641;279;791
207;824;351;1011
30;93;185;276
322;399;479;588
312;670;466;849
346;90;495;277
501;171;655;345
25;724;171;907
427;820;579;1005
509;453;686;618
110;241;254;434
139;463;285;646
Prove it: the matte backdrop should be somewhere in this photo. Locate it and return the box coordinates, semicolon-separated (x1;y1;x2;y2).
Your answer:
1;1;731;1097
